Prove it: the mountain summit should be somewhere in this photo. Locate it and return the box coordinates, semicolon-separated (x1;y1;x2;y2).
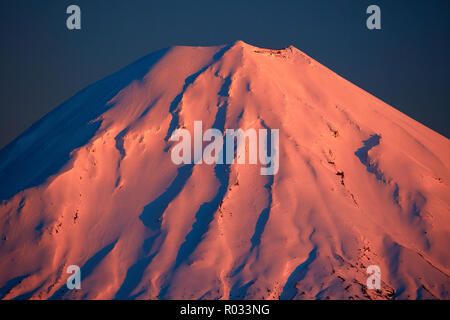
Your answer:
0;41;449;299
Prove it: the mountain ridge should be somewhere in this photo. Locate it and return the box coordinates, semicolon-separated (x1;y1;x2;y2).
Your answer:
0;41;449;300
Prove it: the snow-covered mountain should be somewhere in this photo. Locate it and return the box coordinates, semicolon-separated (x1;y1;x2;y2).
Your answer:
0;41;449;300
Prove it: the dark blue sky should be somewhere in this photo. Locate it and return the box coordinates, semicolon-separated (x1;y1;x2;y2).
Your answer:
0;0;449;149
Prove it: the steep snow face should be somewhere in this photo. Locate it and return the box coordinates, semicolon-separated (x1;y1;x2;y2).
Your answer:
0;41;449;300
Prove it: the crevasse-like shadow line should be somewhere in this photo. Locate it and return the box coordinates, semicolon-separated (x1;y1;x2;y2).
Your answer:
172;163;230;270
49;239;118;299
250;124;275;250
164;44;234;143
115;164;195;299
172;77;231;268
113;253;157;300
228;174;274;281
114;98;161;188
158;76;232;299
280;246;317;300
118;47;234;299
0;274;30;299
250;177;274;249
0;48;169;202
139;164;194;230
355;134;381;179
229;280;255;300
228;124;275;283
114;164;194;298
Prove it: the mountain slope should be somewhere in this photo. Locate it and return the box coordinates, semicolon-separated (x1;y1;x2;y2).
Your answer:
0;41;449;300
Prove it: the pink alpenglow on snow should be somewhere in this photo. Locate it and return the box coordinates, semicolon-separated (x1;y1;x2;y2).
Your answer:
169;121;279;175
0;41;449;300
